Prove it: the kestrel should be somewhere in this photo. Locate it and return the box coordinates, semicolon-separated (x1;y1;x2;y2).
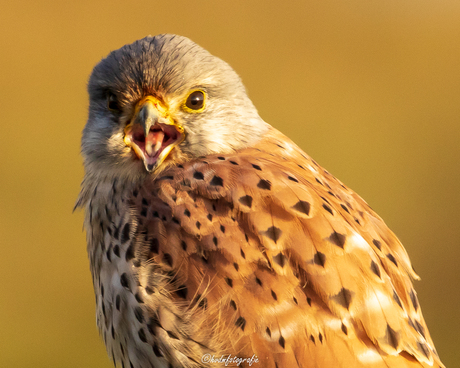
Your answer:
77;34;444;368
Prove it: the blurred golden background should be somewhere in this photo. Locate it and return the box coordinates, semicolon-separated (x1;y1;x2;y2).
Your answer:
0;1;458;367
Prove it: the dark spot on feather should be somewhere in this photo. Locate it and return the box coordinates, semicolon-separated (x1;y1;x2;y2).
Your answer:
220;225;226;233
252;164;262;170
184;209;191;217
414;319;426;338
207;213;213;221
167;330;179;340
120;273;130;291
245;234;249;242
387;253;398;267
134;306;144;323
307;297;312;306
310;335;315;343
125;244;135;261
340;204;350;213
271;290;278;300
279;336;285;349
255;277;262;286
226;277;233;287
288;175;298;182
181;240;187;251
341;323;348;335
320;196;331;205
355;218;361;225
177;164;184;168
417;341;431;359
266;327;271;337
198;297;208;310
163;253;173;267
314;251;326;267
329;231;346;248
213;236;218;246
238;195;253;208
257;179;271;190
233;262;239;271
116;295;120;310
138;329;147;342
386;324;400;350
319;333;323;343
153;344;163;357
315;178;323;185
121;223;130;243
176;285;187;299
410;289;419;311
292;200;311;216
212;204;217;211
370;260;381;278
262;226;282;243
210;176;224;186
111;325;115;339
328;191;335;197
373;239;382;250
152;210;159;218
393;290;403;309
193;171;204;180
150;238;159;254
273;252;286;267
140;208;147;217
217;156;225;160
133;189;138;197
106;246;112;262
235;317;246;331
331;288;354;310
148;316;161;335
142;198;148;206
322;204;333;215
135;293;144;303
196;221;201;230
230;300;237;310
240;248;246;258
100;284;104;297
293;297;298;305
229;160;238;165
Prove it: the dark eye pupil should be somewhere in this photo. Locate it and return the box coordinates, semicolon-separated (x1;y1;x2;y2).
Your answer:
107;93;120;111
186;91;204;110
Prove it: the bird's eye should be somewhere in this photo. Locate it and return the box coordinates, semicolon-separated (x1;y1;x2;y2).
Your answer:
184;90;205;112
107;92;121;112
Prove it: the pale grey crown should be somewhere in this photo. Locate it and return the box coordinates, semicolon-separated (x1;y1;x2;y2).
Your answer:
82;34;267;183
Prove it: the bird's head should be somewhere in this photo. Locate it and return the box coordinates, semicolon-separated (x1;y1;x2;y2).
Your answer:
81;34;267;183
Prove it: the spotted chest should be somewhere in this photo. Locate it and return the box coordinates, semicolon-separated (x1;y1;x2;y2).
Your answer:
81;128;443;368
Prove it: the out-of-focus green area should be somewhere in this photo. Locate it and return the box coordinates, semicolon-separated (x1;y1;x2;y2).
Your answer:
0;1;458;367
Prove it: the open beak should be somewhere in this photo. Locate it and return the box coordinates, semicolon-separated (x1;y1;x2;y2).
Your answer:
124;96;185;172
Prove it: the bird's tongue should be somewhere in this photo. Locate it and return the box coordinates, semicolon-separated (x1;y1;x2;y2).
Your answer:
145;130;165;157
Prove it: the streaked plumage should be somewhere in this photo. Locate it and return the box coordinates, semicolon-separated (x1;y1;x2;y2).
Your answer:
77;34;444;368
